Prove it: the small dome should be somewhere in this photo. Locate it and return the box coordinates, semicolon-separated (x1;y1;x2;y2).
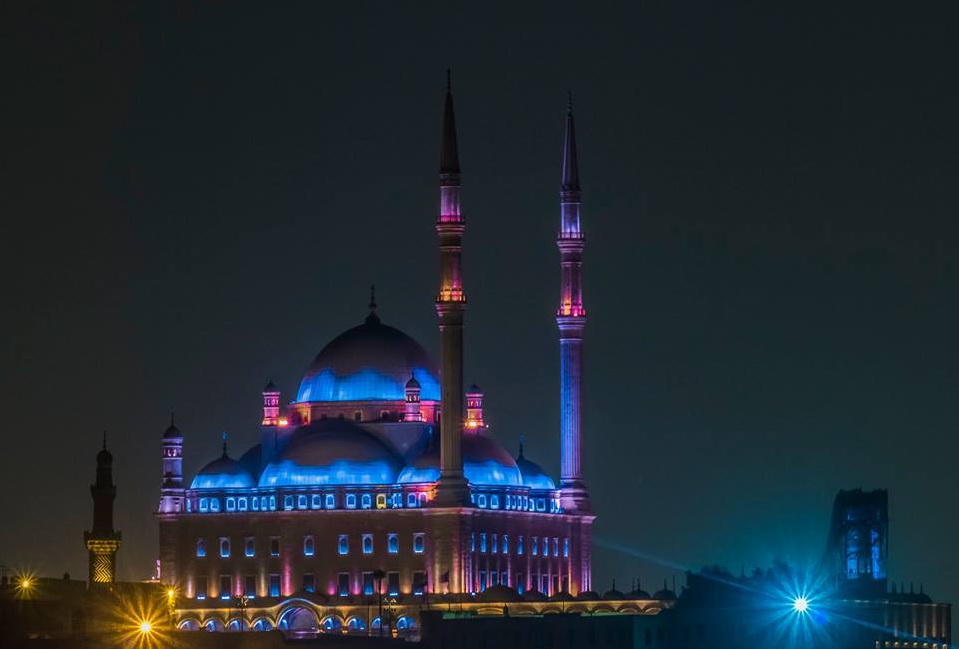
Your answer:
397;433;522;487
603;588;625;600
550;591;575;602
191;454;256;490
263;380;278;393
627;587;652;599
515;453;556;490
478;585;521;602
522;589;548;602
577;590;601;601
162;423;181;439
97;446;113;467
653;587;677;600
405;375;421;390
295;318;440;403
259;420;402;487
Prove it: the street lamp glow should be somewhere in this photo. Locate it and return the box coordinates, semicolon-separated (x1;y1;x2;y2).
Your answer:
139;620;153;633
792;596;809;613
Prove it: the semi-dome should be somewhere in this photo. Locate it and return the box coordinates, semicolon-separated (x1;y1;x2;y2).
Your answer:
259;420;402;487
191;453;256;490
515;447;556;490
295;314;440;403
397;433;523;487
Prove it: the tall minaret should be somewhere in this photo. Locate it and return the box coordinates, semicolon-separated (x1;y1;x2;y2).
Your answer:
434;71;470;506
158;415;184;514
557;94;590;512
85;434;122;588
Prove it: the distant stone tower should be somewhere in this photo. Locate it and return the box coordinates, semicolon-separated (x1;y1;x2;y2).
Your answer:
84;435;122;588
158;415;184;514
823;488;889;598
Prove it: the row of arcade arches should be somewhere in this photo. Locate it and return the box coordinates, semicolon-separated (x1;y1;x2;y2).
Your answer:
177;604;417;637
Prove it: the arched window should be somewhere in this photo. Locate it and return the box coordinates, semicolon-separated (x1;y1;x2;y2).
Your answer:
413;533;425;554
387;533;399;554
196;538;206;557
326;494;336;509
338;534;349;555
346;493;357;509
407;493;417;507
376;493;387;509
361;493;372;509
311;494;321;509
303;535;314;556
219;538;230;558
362;534;373;554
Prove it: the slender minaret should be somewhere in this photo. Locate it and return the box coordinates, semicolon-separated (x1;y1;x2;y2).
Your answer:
557;93;590;512
158;414;184;514
434;71;470;506
404;374;423;422
85;434;122;588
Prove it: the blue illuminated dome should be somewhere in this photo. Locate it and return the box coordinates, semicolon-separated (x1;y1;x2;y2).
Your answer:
295;314;440;403
259;420;402;487
515;450;556;490
397;434;523;487
191;453;256;490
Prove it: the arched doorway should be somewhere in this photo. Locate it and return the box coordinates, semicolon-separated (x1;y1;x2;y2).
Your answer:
319;615;343;634
203;618;225;632
177;618;200;631
251;617;273;632
226;618;248;632
277;606;319;636
346;616;367;634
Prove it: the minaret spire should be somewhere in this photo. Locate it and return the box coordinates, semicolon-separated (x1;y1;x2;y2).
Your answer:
85;437;121;588
434;71;469;509
557;93;590;513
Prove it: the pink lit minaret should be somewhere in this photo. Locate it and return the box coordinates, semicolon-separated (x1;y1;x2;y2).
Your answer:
434;72;470;506
557;93;590;512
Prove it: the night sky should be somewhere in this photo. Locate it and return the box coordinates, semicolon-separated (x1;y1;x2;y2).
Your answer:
3;0;957;613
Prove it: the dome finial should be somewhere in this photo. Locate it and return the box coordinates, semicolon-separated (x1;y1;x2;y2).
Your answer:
518;434;525;458
170;411;175;427
102;430;107;450
366;283;381;324
221;431;228;457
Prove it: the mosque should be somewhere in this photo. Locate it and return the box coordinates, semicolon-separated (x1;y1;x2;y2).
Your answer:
150;80;646;634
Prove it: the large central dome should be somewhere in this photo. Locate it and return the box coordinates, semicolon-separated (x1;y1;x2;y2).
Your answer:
295;313;441;403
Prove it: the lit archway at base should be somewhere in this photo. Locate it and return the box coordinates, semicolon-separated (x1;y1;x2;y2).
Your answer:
251;617;273;632
277;606;319;635
177;619;200;631
320;615;343;633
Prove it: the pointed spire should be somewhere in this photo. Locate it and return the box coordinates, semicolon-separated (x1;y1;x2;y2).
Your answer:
221;431;228;457
102;431;107;450
518;434;525;458
440;70;461;178
365;283;381;324
561;91;580;193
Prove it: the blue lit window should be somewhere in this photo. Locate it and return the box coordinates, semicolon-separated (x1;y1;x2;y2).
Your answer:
238;497;248;511
196;538;206;557
311;494;321;509
220;575;231;599
362;572;374;595
413;533;425;554
543;537;550;556
245;537;255;557
518;535;524;555
210;498;220;512
477;494;487;508
361;494;372;509
388;533;399;554
491;571;499;586
490;495;499;509
270;538;280;556
532;537;538;556
413;571;426;595
268;574;280;597
302;573;314;593
186;499;192;512
304;536;315;556
362;534;373;554
407;493;417;507
387;572;399;596
480;533;488;553
501;571;508;587
491;534;498;554
196;576;207;599
563;537;570;558
338;573;350;597
297;495;307;509
502;535;509;555
269;496;276;510
251;497;259;511
553;537;559;557
536;498;546;512
219;538;230;558
325;494;335;509
479;571;487;591
283;496;293;510
226;497;236;511
470;534;476;552
245;575;256;598
346;494;357;509
338;534;349;555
